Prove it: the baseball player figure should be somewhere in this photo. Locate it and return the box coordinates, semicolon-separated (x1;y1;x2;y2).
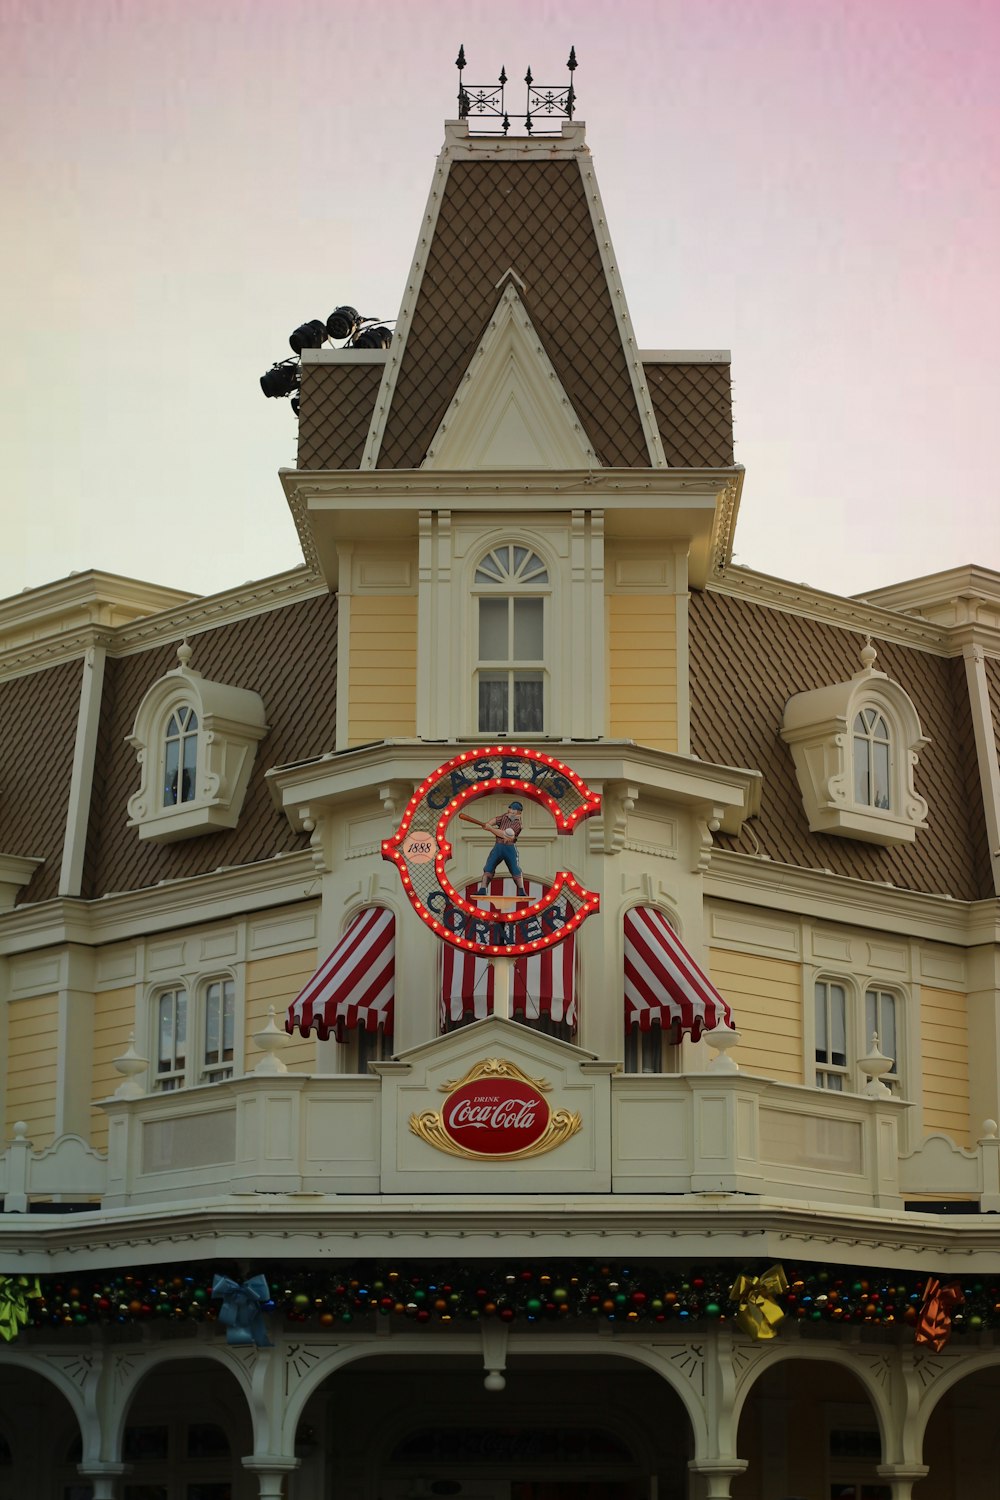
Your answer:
477;800;528;898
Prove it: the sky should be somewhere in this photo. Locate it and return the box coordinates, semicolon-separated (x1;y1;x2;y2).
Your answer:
2;0;998;605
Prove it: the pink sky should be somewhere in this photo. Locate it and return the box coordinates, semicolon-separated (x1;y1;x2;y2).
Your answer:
2;0;998;601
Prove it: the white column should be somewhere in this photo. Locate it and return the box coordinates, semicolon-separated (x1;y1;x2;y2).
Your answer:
242;1456;300;1499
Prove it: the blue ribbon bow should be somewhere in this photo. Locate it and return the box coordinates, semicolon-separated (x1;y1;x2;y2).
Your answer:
211;1274;273;1347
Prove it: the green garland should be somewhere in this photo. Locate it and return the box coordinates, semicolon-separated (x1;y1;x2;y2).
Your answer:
6;1260;997;1336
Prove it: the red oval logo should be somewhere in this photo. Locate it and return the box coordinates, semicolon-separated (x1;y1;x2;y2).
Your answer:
441;1078;550;1156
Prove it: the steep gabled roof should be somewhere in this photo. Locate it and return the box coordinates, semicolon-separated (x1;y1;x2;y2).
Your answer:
362;123;665;472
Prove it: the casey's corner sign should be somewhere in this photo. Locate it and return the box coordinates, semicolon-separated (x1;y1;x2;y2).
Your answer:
410;1058;582;1161
381;746;601;957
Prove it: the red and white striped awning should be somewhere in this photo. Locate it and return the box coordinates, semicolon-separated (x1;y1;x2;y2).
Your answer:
624;906;732;1041
441;879;576;1029
286;906;395;1042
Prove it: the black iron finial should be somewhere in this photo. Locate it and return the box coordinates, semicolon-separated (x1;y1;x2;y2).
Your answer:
453;47;578;135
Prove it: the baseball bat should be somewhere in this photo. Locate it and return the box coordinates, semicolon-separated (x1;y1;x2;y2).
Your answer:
459;812;516;839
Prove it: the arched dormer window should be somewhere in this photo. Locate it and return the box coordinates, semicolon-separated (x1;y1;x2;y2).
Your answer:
781;639;929;845
852;707;890;810
127;640;267;843
164;705;199;806
474;544;549;735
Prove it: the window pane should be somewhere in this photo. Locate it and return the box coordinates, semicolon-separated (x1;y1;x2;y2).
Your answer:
158;995;175;1071
222;979;235;1058
205;983;220;1064
830;984;846;1064
164;738;180;806
479;598;509;661
181;731;198;804
513;673;544;732
854;736;870;804
478;673;508;733
815;984;828;1055
873;739;890;809
513;597;543;659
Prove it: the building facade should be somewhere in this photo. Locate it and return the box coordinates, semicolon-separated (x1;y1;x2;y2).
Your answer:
3;114;1000;1500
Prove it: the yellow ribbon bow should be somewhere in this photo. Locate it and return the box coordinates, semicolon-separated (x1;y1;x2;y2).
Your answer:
729;1264;788;1340
0;1275;42;1343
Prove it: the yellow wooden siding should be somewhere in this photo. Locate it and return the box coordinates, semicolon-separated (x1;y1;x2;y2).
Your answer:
921;986;970;1146
607;594;677;750
90;986;136;1151
348;594;417;745
246;952;319;1073
5;994;59;1147
708;949;803;1083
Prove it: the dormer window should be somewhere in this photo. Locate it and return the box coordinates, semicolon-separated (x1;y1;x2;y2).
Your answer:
127;639;267;843
853;707;890;810
164;706;199;806
781;638;929;846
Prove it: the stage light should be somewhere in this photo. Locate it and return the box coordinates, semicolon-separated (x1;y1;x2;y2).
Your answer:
289;319;328;354
260;362;299;399
353;324;393;350
326;305;360;341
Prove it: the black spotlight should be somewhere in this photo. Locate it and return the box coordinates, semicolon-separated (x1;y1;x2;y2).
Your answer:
353;324;393;350
291;396;301;417
260;362;299;399
326;305;360;341
288;319;327;354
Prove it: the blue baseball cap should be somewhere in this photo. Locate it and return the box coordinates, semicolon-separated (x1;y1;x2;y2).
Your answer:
508;801;523;811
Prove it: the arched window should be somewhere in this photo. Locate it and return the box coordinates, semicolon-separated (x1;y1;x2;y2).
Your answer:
163;705;199;806
474;545;548;734
853;707;891;810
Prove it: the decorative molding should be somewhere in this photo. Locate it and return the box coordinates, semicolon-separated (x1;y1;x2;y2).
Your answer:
704;849;998;947
0;853;317;958
712;568;951;653
0;568;326;680
710;471;744;578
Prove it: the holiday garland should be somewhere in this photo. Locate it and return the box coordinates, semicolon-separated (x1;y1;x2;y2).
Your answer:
0;1261;986;1347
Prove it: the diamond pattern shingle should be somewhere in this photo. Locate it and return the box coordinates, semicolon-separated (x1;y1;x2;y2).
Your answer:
689;588;993;901
297;363;383;470
0;659;81;905
82;593;339;898
644;362;734;467
376;159;651;470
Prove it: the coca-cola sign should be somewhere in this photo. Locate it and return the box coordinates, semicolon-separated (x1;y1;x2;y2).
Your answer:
410;1058;582;1162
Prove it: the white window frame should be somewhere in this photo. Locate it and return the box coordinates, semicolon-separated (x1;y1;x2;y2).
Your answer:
814;976;850;1090
808;974;906;1096
864;985;901;1089
150;970;243;1092
471;543;551;738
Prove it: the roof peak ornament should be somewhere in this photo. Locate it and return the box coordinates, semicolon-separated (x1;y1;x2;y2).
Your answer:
456;44;577;135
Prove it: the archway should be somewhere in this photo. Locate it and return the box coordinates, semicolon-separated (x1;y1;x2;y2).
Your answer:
732;1356;886;1499
295;1350;694;1499
116;1355;254;1499
919;1359;1000;1498
0;1363;84;1500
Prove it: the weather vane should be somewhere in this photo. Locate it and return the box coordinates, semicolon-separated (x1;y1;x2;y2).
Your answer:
455;45;577;135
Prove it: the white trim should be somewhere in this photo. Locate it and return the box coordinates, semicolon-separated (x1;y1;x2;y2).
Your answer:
58;645;106;897
963;644;1000;895
300;348;390;365
640;350;731;364
575;151;666;469
711;568;950;652
359;131;456;469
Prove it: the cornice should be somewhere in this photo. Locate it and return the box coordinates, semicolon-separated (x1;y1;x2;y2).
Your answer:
284;466;741;504
0;567;325;679
3;1194;999;1275
712;567;951;653
705;848;1000;946
266;739;761;836
0;851;317;956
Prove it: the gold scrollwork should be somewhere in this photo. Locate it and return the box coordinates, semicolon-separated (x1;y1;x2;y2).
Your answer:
440;1058;552;1093
409;1108;582;1161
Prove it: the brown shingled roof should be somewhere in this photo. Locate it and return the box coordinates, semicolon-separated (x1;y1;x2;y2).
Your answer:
689;589;993;901
0;659;80;905
986;655;1000;758
376;158;651;470
81;593;339;899
297;362;383;470
644;362;734;467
